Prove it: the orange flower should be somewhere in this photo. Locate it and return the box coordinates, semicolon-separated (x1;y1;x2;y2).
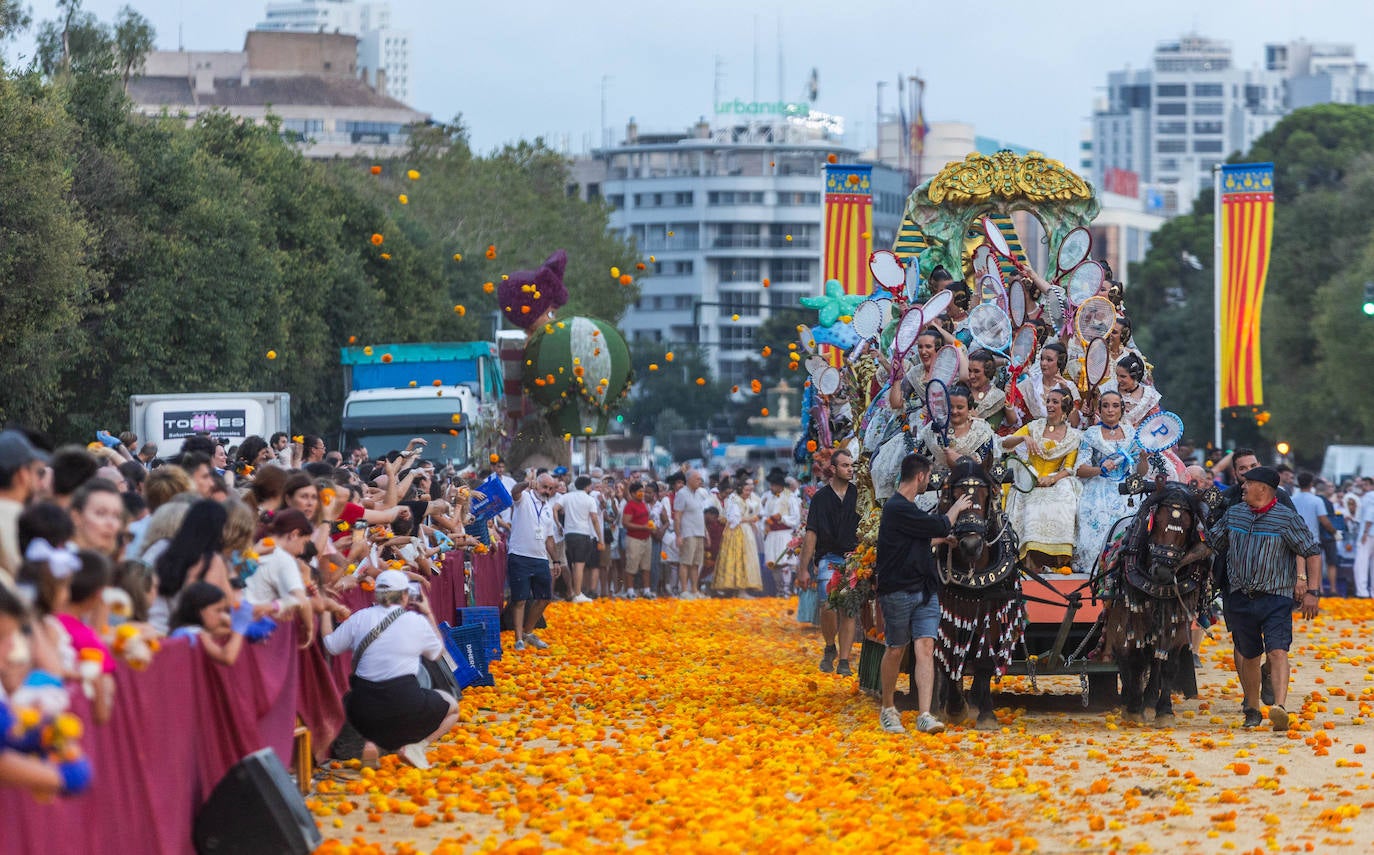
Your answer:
750;379;763;394
619;274;633;286
489;453;500;464
760;346;771;357
648;363;659;371
636;262;646;271
397;194;408;205
449;429;459;436
262;537;276;548
381;353;393;363
452;253;462;262
760;407;769;416
348;335;357;344
379;253;390;260
762;278;770;288
664;352;674;362
369;165;382;175
370;233;384;246
485;245;497;259
454;305;466;315
483;281;495;293
695;377;705;386
806;440;817;452
406;169;420;180
266;350;277;360
827;153;838;163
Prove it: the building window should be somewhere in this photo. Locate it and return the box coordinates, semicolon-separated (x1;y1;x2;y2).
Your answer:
1193;139;1224;153
776;191;821;206
1155;121;1186;134
769;289;799;310
721;291;761;316
1193;120;1223;135
719;259;762;282
606;194;624;209
770;259;813;282
1193;83;1224;97
1156;102;1187;116
1155;83;1187;97
708;190;765;205
1157;158;1179;171
1193;101;1225;115
673;295;693;310
718;326;756;349
1156;140;1187;153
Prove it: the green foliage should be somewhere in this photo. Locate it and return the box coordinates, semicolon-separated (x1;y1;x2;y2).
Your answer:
1130;103;1374;463
622;343;731;436
0;6;638;444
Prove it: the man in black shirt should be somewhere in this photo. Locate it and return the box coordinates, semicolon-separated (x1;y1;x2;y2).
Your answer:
877;453;971;734
798;449;861;675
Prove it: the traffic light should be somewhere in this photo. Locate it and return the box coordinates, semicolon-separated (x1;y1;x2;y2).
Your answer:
1363;281;1374;316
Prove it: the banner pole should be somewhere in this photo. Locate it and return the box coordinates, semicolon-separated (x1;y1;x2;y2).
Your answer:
1212;165;1223;454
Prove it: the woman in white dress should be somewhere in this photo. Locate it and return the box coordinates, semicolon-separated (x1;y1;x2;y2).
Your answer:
1007;342;1080;430
1001;388;1083;574
1073;391;1143;574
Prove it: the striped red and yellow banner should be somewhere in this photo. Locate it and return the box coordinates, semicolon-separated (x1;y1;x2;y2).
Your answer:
822;165;872;366
823;164;873;298
1219;163;1274;409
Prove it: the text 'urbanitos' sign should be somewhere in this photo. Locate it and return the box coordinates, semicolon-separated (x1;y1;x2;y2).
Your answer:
714;99;811;117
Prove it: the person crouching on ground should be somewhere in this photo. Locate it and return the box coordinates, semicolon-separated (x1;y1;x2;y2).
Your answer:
321;569;458;769
1206;466;1321;732
877;453;971;735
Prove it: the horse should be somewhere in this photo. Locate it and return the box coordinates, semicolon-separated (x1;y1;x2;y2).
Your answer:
1096;477;1211;726
933;457;1023;729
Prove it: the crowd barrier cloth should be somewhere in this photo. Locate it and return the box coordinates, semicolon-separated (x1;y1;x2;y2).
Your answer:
0;542;512;854
0;624;302;855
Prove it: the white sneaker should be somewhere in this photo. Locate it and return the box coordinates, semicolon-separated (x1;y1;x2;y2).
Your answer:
399;743;431;770
525;633;549;650
571;593;592;604
879;707;905;733
624;589;638;600
916;712;945;734
642;589;656;599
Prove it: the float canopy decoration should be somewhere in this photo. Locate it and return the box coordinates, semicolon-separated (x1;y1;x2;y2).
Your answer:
523;317;633;437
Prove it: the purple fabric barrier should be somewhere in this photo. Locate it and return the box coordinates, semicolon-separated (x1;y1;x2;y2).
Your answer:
0;625;302;855
470;540;507;609
296;636;347;763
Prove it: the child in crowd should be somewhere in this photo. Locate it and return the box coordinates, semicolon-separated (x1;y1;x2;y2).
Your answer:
168;582;244;666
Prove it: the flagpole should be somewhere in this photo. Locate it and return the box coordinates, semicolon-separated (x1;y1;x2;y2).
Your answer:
1213;164;1223;454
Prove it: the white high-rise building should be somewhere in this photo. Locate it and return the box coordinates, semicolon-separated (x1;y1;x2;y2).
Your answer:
1092;34;1374;218
1092;34;1285;218
258;0;411;105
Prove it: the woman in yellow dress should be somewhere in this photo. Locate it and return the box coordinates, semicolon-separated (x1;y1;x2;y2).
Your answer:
1000;388;1082;575
712;477;762;594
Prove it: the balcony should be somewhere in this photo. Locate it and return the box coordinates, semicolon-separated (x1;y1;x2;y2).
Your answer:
708;235;816;250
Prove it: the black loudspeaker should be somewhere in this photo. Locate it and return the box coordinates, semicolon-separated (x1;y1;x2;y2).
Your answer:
193;748;322;855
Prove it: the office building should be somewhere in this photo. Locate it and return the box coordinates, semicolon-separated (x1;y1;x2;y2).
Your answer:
1093;34;1374;218
571;118;905;385
257;0;411;105
131;31;428;159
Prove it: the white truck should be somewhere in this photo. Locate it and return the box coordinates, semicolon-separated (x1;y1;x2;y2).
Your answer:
129;392;291;459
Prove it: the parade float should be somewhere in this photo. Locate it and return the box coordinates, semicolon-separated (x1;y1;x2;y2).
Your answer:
801;151;1156;705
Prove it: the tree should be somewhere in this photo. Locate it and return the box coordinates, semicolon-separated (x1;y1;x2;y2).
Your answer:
0;76;93;429
1129;103;1374;461
36;0;115;76
112;6;153;86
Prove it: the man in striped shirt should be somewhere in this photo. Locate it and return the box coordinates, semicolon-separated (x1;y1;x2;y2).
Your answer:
1208;466;1322;731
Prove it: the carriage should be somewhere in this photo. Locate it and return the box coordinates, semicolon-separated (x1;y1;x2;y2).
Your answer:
808;149;1200;711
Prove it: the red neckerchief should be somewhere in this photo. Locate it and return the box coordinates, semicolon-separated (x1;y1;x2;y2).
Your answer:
1249;497;1278;515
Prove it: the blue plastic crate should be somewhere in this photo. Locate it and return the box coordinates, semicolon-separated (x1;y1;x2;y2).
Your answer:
455;606;502;661
438;621;493;688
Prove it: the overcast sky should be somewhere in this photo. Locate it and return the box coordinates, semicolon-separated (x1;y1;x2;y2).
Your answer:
14;0;1374;162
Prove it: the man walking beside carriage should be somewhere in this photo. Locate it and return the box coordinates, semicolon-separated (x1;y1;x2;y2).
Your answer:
876;453;972;735
1207;466;1322;731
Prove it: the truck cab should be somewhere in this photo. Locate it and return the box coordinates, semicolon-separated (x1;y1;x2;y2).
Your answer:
339;342;503;469
340;386;480;469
